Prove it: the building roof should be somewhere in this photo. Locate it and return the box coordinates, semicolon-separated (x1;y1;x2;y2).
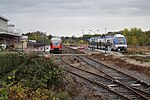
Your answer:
0;15;9;21
0;32;21;37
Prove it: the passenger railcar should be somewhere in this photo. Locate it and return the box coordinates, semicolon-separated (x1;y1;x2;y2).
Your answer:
50;37;62;53
89;34;127;51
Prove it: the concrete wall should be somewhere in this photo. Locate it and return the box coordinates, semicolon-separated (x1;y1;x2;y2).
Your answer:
15;42;28;49
0;18;7;32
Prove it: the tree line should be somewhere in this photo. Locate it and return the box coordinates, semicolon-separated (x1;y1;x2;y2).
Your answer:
123;28;150;46
23;28;150;46
81;27;150;46
22;31;52;45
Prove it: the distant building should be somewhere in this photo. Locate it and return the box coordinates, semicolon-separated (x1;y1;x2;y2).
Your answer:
7;24;15;33
0;15;21;48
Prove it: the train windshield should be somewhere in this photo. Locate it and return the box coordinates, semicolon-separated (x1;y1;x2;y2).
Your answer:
51;40;61;46
117;37;125;44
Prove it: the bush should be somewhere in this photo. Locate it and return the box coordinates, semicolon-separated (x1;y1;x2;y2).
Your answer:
0;82;69;100
0;52;23;78
15;54;64;90
0;53;68;99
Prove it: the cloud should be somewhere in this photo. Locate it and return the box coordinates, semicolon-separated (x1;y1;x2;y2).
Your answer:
1;0;150;17
0;0;150;36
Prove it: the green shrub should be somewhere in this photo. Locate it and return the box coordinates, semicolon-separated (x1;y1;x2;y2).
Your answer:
0;52;23;78
56;91;70;100
15;54;64;90
0;53;67;99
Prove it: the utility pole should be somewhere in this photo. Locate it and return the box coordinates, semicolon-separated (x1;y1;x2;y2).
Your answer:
43;33;46;52
105;27;107;54
82;29;84;36
21;41;23;52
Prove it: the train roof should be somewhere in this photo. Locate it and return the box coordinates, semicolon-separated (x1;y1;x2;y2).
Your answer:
101;34;125;38
89;34;126;42
114;34;124;37
51;37;62;40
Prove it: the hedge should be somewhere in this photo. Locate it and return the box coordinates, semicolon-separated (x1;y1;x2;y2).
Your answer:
0;52;24;78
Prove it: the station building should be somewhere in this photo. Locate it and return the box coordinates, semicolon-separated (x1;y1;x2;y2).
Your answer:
0;15;21;48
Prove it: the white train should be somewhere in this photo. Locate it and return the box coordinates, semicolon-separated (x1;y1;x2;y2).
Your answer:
89;34;127;51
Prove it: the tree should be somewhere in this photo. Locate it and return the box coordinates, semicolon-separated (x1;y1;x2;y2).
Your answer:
48;34;52;39
123;27;149;46
144;31;150;45
82;34;92;41
23;31;50;44
123;28;131;44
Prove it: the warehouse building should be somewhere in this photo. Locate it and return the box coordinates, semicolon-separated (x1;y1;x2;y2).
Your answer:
0;15;21;48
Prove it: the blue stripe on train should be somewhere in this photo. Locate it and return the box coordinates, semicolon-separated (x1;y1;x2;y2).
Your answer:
124;37;127;44
114;36;118;45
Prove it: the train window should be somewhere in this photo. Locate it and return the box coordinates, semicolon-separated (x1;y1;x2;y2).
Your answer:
118;37;125;44
51;40;61;46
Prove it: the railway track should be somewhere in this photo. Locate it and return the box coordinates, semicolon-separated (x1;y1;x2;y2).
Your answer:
76;55;150;93
59;55;150;100
59;56;129;99
60;46;150;99
66;46;150;92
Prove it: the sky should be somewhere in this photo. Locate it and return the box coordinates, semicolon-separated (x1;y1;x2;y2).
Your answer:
0;0;150;37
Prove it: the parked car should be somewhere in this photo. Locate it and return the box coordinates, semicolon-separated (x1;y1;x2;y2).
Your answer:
0;43;6;50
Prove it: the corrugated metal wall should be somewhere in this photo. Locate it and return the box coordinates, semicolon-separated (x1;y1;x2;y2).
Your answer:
0;18;7;32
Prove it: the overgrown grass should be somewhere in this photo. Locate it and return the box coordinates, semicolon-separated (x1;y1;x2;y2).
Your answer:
129;56;150;63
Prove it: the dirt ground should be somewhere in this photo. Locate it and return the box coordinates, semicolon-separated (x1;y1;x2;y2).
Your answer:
65;73;107;100
127;45;150;54
90;53;150;78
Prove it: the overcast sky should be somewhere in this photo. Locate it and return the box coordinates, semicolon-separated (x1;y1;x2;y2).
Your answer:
0;0;150;36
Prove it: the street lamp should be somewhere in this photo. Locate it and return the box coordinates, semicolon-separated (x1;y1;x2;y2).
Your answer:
89;30;99;34
43;32;46;52
40;32;46;52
